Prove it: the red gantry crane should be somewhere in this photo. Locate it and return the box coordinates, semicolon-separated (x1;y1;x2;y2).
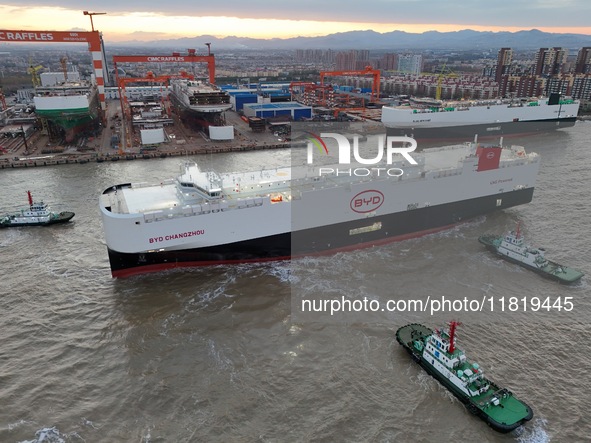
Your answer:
318;66;381;118
117;71;196;151
112;47;216;87
319;65;381;104
0;29;108;113
288;81;333;106
112;46;216;151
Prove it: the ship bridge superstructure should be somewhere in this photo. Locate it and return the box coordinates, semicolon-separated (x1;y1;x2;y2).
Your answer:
421;322;490;398
171;79;232;113
498;228;550;268
23;202;50;217
177;162;222;201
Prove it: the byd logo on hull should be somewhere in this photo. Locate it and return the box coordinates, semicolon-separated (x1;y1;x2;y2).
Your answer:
350;190;384;213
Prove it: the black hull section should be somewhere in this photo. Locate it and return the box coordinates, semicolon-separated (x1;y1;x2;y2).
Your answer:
170;94;227;133
107;188;534;277
385;118;577;142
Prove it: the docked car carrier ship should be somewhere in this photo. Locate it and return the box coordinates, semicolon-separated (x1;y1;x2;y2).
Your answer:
381;93;579;141
100;136;540;277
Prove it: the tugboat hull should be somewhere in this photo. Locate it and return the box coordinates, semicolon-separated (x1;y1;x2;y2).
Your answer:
396;323;533;434
478;234;584;284
1;211;75;228
1;192;75;228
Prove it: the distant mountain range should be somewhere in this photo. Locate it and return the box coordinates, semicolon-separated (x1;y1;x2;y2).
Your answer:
110;29;591;51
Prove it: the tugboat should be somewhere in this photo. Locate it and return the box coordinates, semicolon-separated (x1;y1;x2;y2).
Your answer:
479;224;584;284
396;322;533;433
0;191;75;228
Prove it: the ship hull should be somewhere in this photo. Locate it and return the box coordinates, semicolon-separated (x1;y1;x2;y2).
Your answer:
170;94;232;116
35;108;98;129
107;188;533;277
39;113;99;143
171;94;229;134
396;324;533;434
1;211;75;228
35;93;99;142
386;118;577;142
478;236;584;284
169;80;232;134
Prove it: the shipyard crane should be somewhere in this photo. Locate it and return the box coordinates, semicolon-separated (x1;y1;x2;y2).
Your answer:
27;57;44;88
320;66;381;104
83;11;106;32
1;29;107;113
60;56;68;82
112;50;217;87
0;86;7;111
117;71;196;115
117;71;195;151
288;81;317;93
288;81;332;105
384;67;458;101
432;62;457;101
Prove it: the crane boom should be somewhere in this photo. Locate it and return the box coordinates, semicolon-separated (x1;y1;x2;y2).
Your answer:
320;66;381;103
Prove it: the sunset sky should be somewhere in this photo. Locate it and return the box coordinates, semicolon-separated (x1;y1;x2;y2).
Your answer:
1;1;591;41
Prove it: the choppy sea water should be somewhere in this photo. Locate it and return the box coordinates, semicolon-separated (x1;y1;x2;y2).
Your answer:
0;124;590;442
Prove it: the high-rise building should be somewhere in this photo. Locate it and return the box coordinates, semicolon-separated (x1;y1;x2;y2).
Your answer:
397;54;423;75
335;50;370;70
545;74;571;96
575;47;591;74
295;49;336;63
534;47;568;76
378;53;398;71
571;74;591;99
495;48;513;83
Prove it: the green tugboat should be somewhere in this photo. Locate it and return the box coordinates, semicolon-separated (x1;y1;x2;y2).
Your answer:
396;322;533;433
479;224;584;284
0;191;75;228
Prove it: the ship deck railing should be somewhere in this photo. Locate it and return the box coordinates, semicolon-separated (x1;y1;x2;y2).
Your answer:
141;196;267;222
400;96;577;111
130;179;176;189
114;146;537;220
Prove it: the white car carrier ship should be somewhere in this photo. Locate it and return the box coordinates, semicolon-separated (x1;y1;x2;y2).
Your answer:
100;139;540;277
381;93;579;141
